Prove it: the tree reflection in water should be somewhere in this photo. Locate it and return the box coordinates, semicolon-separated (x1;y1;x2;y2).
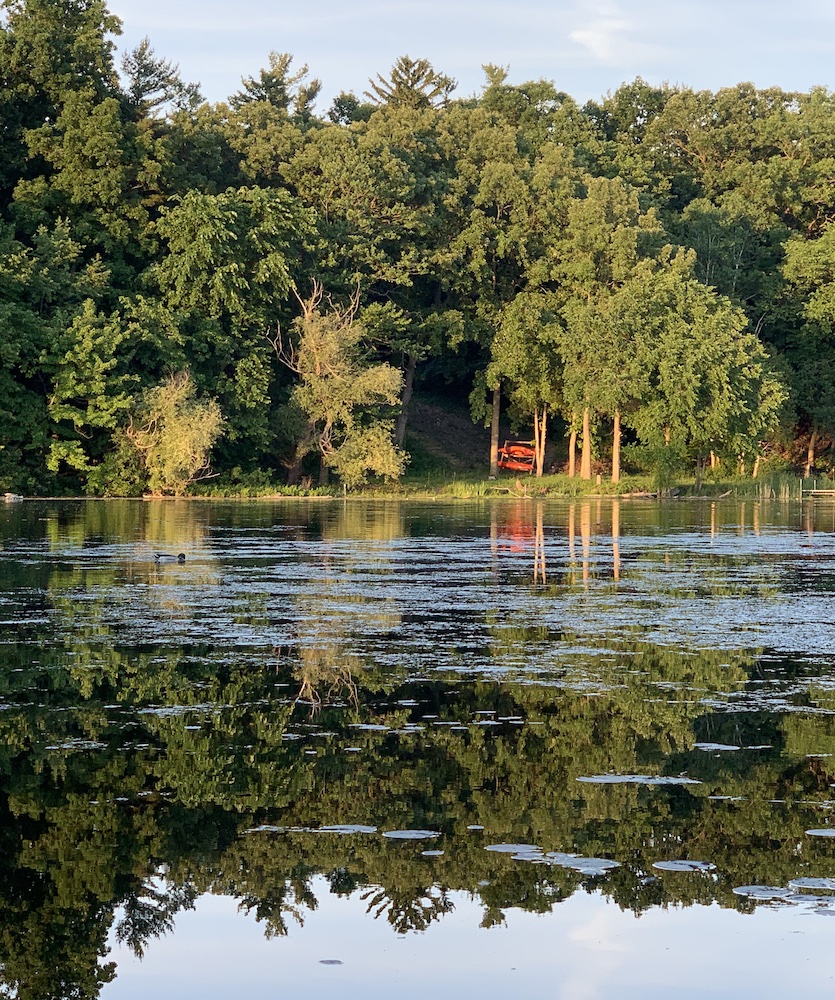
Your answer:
0;498;834;998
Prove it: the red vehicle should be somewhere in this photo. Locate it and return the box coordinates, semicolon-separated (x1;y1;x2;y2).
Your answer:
497;440;536;473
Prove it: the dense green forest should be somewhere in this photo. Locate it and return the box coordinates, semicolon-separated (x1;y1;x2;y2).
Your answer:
2;0;835;494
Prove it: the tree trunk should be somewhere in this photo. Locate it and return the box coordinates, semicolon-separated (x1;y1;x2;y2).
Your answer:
533;405;547;477
611;410;621;484
580;407;592;480
318;455;329;487
285;453;303;486
394;353;418;447
752;455;760;479
568;425;577;478
489;383;500;477
805;428;817;478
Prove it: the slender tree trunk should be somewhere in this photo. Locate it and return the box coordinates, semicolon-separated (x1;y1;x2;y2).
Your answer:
611;410;621;484
752;455;760;479
805;428;818;478
568;425;577;477
580;407;592;480
533;406;541;477
533;405;547;477
394;353;418;447
489;383;500;477
318;455;329;487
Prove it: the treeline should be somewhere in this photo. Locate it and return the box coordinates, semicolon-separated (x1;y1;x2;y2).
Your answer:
2;0;835;493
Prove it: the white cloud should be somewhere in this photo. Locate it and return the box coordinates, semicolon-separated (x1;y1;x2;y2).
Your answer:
567;0;669;67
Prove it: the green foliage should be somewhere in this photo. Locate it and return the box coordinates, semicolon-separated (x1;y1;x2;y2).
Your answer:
153;186;307;324
126;370;224;495
121;36;202;117
279;284;406;488
230;51;321;119
622;442;687;489
365;56;455;110
327;422;407;488
0;8;832;492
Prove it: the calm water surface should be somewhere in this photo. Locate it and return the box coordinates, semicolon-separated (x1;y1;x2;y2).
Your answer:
2;497;835;998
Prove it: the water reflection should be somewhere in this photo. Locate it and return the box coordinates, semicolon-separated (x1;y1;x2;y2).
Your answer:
2;499;835;998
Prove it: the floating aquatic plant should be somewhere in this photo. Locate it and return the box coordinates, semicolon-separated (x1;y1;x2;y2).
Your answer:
318;825;377;835
653;860;716;873
382;829;440;840
577;774;701;785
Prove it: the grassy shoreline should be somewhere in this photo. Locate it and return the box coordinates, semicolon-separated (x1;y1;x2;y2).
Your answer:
172;470;834;500
9;471;833;502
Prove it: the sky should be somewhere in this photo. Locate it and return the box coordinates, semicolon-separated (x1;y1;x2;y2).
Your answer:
107;0;835;111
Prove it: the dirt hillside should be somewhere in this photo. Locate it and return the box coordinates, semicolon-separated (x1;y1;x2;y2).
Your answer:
404;396;494;475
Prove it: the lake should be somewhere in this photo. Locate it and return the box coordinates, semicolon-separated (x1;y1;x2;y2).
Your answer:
1;497;835;999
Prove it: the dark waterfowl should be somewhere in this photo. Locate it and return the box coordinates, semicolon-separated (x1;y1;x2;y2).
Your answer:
154;552;186;563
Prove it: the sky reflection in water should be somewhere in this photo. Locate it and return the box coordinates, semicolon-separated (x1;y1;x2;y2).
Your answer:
1;498;835;999
107;882;835;1000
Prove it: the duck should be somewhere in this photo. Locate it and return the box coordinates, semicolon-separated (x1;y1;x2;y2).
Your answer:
154;552;186;563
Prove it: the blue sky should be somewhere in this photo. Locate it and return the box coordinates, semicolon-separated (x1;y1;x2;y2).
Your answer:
108;0;835;111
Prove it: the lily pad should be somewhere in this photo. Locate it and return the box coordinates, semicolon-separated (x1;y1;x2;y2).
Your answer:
569;857;622;874
577;774;701;786
382;829;440;840
243;825;310;834
806;829;835;837
788;877;835;891
732;885;792;899
317;825;377;835
544;852;580;866
485;843;541;854
653;860;716;873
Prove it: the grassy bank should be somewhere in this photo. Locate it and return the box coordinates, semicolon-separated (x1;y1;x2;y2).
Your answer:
187;469;831;501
